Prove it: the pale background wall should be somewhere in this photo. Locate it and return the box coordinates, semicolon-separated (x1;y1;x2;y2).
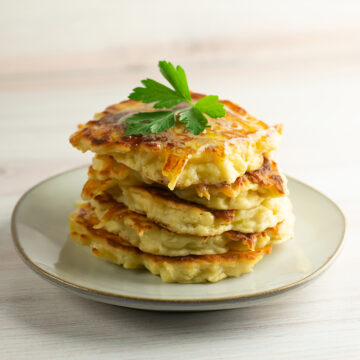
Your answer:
1;1;360;359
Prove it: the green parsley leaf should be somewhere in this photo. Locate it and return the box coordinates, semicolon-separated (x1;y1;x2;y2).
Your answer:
178;107;210;135
129;79;185;109
125;60;226;136
124;110;177;135
194;95;226;118
158;61;192;102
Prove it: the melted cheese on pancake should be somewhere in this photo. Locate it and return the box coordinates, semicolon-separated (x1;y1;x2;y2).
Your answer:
69;205;274;283
90;154;288;210
70;93;282;189
86;196;293;256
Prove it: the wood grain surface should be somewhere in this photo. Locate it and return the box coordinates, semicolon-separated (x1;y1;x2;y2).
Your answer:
1;1;359;359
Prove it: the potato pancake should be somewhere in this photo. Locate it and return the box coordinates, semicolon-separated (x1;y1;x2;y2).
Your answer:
70;93;282;189
70;205;275;283
83;195;294;256
89;154;288;210
82;180;292;236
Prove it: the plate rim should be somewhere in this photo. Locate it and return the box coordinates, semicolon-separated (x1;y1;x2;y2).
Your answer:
11;165;346;305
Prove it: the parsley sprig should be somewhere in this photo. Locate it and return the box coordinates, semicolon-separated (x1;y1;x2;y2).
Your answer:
124;61;225;136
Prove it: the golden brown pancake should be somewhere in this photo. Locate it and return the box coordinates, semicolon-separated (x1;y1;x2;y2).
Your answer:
85;196;294;256
69;204;274;283
82;178;292;236
70;93;282;189
89;154;288;210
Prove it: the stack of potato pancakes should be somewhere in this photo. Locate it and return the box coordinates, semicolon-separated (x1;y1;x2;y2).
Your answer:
69;93;294;283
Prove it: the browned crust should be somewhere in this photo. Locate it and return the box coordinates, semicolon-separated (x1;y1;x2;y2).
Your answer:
69;93;280;156
246;158;285;194
71;204;272;263
94;194;155;234
81;178;116;200
162;153;189;185
197;157;286;197
224;231;265;252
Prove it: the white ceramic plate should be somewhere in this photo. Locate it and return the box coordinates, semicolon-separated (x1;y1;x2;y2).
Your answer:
11;167;345;311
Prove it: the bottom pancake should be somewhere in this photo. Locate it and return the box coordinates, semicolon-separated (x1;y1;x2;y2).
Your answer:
69;205;274;283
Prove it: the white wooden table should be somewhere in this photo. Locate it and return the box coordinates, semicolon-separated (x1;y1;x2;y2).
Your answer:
1;2;360;359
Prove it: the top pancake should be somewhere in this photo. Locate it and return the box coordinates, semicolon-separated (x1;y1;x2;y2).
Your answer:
70;93;282;189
